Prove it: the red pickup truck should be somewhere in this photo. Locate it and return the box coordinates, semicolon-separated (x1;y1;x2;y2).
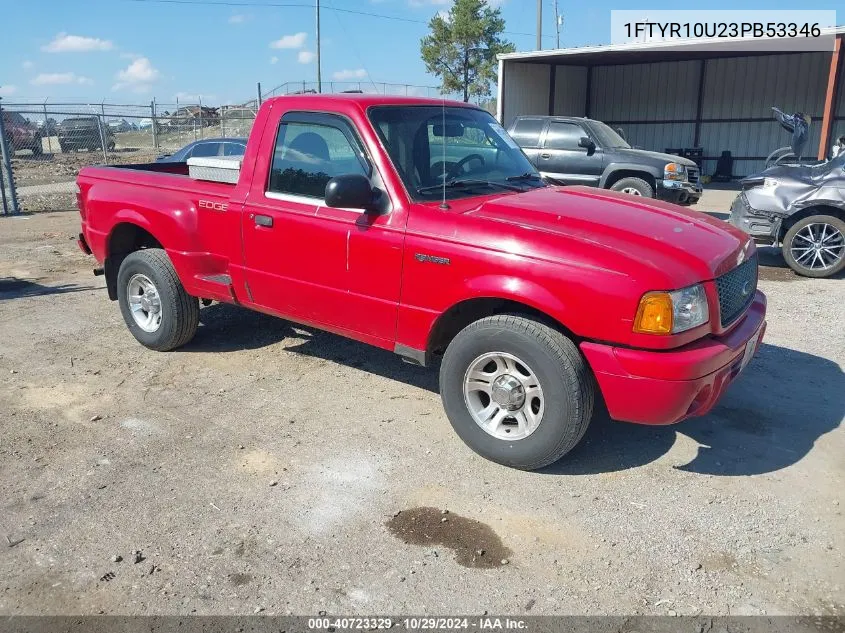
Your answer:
77;94;766;470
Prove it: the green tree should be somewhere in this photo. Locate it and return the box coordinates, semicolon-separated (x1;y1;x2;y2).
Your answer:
420;0;515;103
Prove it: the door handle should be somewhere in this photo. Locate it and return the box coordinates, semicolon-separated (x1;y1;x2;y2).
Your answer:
254;214;273;228
539;153;551;159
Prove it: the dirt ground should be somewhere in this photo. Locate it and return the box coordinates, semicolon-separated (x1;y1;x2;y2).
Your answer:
0;211;842;617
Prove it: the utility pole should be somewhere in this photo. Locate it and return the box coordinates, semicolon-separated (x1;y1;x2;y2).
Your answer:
536;0;542;50
554;1;562;49
316;0;322;93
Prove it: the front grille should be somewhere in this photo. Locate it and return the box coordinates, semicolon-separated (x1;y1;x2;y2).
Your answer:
715;254;758;327
687;167;699;184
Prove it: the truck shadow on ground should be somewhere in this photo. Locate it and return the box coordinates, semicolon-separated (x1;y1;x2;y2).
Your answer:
543;341;843;476
188;303;841;477
0;277;96;300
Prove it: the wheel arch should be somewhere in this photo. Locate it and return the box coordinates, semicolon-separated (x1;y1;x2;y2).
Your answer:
104;221;164;300
426;293;578;363
778;205;845;242
600;164;660;190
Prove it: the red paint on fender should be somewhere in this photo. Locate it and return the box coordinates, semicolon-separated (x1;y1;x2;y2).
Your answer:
77;94;766;426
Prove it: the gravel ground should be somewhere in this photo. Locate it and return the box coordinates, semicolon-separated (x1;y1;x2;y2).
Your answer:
0;211;842;617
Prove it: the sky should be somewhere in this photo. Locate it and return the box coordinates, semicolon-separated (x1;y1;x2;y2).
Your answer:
0;0;841;106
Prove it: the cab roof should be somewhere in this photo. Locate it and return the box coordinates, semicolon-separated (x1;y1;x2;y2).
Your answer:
266;93;478;109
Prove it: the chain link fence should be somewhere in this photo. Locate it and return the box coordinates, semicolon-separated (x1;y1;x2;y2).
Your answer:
0;81;440;214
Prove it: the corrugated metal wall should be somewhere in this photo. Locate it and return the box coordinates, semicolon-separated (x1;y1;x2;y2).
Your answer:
553;66;587;116
698;52;830;175
501;62;550;126
503;47;841;178
590;60;700;122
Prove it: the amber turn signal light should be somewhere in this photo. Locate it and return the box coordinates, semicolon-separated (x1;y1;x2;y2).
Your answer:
633;292;673;334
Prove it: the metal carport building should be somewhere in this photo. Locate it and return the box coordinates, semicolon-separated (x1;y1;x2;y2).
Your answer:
496;28;845;177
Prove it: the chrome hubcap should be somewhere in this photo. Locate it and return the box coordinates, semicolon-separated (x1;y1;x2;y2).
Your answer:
790;223;844;270
621;187;642;196
463;352;544;441
127;273;162;332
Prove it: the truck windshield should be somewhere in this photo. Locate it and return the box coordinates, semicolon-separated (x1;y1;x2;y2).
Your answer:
368;105;544;201
589;121;630;149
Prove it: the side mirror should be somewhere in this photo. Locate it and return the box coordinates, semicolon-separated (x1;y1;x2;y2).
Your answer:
325;174;376;211
578;136;596;155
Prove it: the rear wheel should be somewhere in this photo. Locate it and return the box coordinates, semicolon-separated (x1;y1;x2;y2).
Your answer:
609;176;654;198
782;215;845;278
440;314;594;470
116;248;199;350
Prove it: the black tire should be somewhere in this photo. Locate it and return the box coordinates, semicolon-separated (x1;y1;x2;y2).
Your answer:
116;248;199;351
609;176;654;198
439;314;595;470
782;214;845;278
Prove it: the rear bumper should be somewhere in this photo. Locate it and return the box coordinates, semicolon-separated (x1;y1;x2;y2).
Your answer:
581;291;766;425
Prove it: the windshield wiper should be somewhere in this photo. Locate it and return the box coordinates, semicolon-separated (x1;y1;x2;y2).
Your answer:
506;172;544;183
417;179;523;194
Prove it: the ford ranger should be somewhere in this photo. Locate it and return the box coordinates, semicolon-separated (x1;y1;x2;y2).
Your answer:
76;94;766;470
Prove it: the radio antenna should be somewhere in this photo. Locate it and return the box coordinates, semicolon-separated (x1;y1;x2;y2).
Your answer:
439;96;449;210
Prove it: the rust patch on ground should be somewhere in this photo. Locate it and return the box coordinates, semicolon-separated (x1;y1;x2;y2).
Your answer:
386;507;512;569
701;551;739;572
758;266;805;282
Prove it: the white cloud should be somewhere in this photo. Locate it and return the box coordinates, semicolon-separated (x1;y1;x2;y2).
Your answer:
436;9;449;21
408;0;449;7
332;68;368;80
297;51;315;64
42;32;113;53
270;56;279;64
0;85;18;96
30;72;93;86
270;32;307;49
22;60;34;70
113;57;161;93
228;13;251;24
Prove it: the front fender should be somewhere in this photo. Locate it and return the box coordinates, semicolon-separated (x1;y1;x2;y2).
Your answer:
599;163;662;188
462;275;570;323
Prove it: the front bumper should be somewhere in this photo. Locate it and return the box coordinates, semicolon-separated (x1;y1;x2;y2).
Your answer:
580;291;766;425
657;179;702;205
730;193;781;245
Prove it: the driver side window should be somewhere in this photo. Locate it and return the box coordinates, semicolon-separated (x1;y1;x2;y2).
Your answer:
268;115;370;199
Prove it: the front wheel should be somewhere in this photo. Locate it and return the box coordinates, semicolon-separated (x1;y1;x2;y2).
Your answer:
439;314;594;470
782;215;845;278
609;177;654;198
116;248;199;350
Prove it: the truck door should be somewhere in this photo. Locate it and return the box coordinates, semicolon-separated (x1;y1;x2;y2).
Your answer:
538;120;604;186
240;111;404;346
508;117;546;167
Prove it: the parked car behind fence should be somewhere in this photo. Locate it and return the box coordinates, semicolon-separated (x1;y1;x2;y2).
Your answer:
57;116;115;153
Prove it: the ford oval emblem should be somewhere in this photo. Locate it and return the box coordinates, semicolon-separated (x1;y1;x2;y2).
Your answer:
741;281;751;297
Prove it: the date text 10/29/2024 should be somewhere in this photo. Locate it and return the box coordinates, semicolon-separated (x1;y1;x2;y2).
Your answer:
307;617;528;630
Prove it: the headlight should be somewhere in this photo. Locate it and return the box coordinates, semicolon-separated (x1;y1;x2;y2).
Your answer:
633;283;709;334
664;162;687;181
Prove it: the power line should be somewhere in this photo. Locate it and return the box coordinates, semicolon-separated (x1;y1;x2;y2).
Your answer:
117;0;556;39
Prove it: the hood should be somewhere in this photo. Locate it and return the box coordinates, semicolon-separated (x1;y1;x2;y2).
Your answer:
742;155;845;216
611;147;697;168
462;186;752;287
